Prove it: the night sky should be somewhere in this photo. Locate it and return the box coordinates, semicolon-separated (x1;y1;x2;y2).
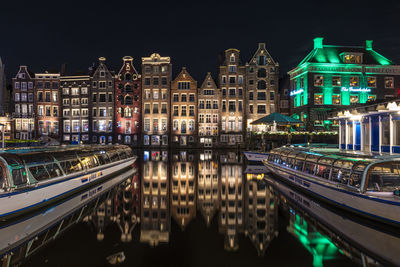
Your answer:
1;0;400;82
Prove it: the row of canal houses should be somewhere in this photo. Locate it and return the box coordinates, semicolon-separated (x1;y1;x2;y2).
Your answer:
12;43;280;147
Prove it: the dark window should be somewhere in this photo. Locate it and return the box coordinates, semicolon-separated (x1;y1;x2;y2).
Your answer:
125;85;132;93
257;68;267;78
161;77;167;85
144;78;150;85
258;56;266;65
153;77;159;85
100;94;106;102
257;92;266;100
189;94;195;102
125;73;132;81
249;92;254;100
257;80;266;90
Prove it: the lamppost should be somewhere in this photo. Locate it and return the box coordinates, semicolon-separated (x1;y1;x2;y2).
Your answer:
0;123;5;149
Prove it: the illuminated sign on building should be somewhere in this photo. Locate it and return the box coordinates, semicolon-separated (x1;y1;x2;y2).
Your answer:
290;88;304;96
340;87;371;93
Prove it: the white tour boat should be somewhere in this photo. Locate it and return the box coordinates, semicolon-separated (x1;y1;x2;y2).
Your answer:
263;147;400;226
0;145;136;220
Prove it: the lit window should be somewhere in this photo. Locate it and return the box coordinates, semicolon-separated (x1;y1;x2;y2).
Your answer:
332;76;341;87
350;76;359;87
350;95;359;104
368;95;376;101
314;94;323;105
314;75;324;86
385;77;394;88
332;94;341;105
367;77;376;88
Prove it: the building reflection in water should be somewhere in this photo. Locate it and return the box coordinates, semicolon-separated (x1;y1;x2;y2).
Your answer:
197;150;219;227
219;151;244;251
14;149;397;267
113;160;141;242
140;151;169;246
171;151;196;229
245;175;279;256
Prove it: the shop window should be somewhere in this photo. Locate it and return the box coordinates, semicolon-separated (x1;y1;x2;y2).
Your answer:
332;94;341;105
367;77;376;88
314;94;323;105
385;77;394;88
314;75;324;86
368;95;376;101
332;76;341;87
350;76;359;87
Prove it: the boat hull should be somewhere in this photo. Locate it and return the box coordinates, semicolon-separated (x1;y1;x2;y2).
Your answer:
0;157;136;220
263;161;400;227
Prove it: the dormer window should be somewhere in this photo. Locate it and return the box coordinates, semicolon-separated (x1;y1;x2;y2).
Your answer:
343;53;362;64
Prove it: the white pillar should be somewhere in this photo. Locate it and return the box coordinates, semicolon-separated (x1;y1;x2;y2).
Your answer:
353;120;356;151
390;113;393;154
379;116;382;153
339;122;342;150
345;119;348;150
360;119;363;151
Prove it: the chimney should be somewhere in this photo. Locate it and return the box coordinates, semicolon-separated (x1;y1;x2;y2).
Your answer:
313;37;324;49
365;40;373;50
60;63;67;76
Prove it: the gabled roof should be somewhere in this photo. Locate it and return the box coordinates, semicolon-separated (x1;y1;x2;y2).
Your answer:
199;72;217;89
117;56;139;76
248;43;277;66
172;67;196;84
297;39;393;67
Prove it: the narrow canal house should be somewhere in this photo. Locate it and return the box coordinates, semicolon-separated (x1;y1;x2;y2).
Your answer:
198;72;220;147
34;72;60;139
141;53;171;147
170;67;197;147
12;66;35;140
288;37;400;131
114;56;141;145
246;43;279;132
219;49;246;146
90;57;114;144
335;99;400;153
60;75;91;144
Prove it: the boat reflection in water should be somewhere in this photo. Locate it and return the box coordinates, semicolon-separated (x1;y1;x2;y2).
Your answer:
5;149;400;267
268;175;400;266
0;166;137;267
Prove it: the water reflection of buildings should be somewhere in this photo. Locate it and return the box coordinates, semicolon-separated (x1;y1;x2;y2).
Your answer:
219;151;244;251
140;156;170;246
113;161;141;242
84;189;115;242
197;151;219;226
171;151;196;229
245;178;278;256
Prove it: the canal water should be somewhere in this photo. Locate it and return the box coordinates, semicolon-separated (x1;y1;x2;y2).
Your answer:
1;149;399;267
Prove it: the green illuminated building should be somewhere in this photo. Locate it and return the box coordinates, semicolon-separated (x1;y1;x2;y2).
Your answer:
288;37;400;130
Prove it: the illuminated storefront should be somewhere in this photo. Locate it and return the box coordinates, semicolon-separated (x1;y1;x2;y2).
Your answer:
288;37;400;131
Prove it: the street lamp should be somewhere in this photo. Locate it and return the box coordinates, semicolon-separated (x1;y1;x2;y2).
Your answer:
0;123;5;149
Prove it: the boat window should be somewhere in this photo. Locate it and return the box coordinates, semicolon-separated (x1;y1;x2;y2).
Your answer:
118;150;128;160
20;153;54;165
96;151;110;165
304;162;316;174
29;165;50;181
0;166;6;190
60;161;73;174
12;168;27;186
78;152;95;169
52;151;78;162
108;151;120;162
45;163;63;178
349;172;362;188
294;160;304;171
331;168;350;184
318;157;334;167
286;157;295;168
367;162;400;191
315;165;331;179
